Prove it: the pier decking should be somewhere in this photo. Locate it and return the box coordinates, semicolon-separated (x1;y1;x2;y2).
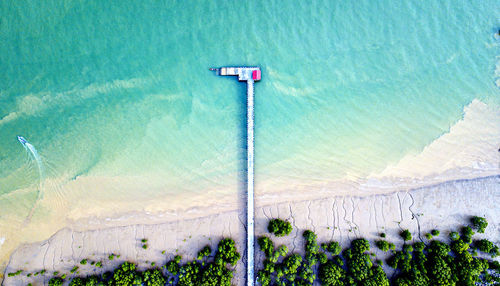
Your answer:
212;66;261;286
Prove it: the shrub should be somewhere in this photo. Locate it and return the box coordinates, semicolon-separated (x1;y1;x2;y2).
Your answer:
490;245;499;258
214;238;240;266
449;231;460;241
318;252;328;264
475;239;494;253
166;255;181;275
142;268;166;286
461;226;475;244
322;241;341;256
257;270;271;286
108;262;142;286
425;233;433;240
376;240;390;252
400;230;412;241
80;259;87;265
69;277;85;286
257;236;274;258
318;260;345;286
471;216;488;233
84;276;99;286
431;229;440;236
7;270;22;277
197;245;211;260
48;277;63;286
268;219;292;237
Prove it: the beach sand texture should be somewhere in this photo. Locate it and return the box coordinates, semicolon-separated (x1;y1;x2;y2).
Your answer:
3;175;499;286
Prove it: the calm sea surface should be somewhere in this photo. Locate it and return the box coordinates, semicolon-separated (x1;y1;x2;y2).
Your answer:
0;0;499;215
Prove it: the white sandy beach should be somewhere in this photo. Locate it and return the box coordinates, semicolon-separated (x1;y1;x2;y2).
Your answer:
0;99;499;284
2;175;499;286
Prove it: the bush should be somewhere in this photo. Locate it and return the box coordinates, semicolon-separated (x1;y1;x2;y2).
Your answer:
108;262;142;286
142;268;166;286
475;239;494;253
7;270;22;277
471;216;488;233
197;245;211;260
166;255;181;275
400;230;412;241
461;226;475;244
48;277;63;286
257;270;271;286
268;219;292;237
69;277;85;286
257;236;274;258
322;241;341;256
431;229;440;236
490;245;499;258
84;276;100;286
376;240;390;252
318;252;328;264
449;231;460;241
214;238;240;266
425;233;433;240
318;260;345;286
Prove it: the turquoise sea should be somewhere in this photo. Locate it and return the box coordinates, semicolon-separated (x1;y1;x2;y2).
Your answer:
0;0;499;227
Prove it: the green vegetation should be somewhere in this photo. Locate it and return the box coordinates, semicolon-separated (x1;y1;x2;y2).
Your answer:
166;255;182;275
449;231;460;241
80;259;87;265
258;236;274;258
255;217;499;286
7;270;22;277
461;226;475;244
376;240;390;252
471;216;488;233
197;245;212;260
267;218;292;237
48;277;63;286
25;238;239;286
400;229;412;241
321;241;341;256
430;229;440;236
425;233;433;240
11;217;500;286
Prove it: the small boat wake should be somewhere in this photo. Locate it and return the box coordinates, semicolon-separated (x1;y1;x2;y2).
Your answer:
17;136;45;223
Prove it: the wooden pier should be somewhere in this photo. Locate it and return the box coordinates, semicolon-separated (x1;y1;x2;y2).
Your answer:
212;66;261;286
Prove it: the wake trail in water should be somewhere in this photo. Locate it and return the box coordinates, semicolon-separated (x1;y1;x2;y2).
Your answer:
17;136;44;223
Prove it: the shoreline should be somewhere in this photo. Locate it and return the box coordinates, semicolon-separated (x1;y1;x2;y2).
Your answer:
3;175;499;285
0;99;498;282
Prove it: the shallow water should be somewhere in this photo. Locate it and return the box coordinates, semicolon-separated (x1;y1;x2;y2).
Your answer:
0;0;499;221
